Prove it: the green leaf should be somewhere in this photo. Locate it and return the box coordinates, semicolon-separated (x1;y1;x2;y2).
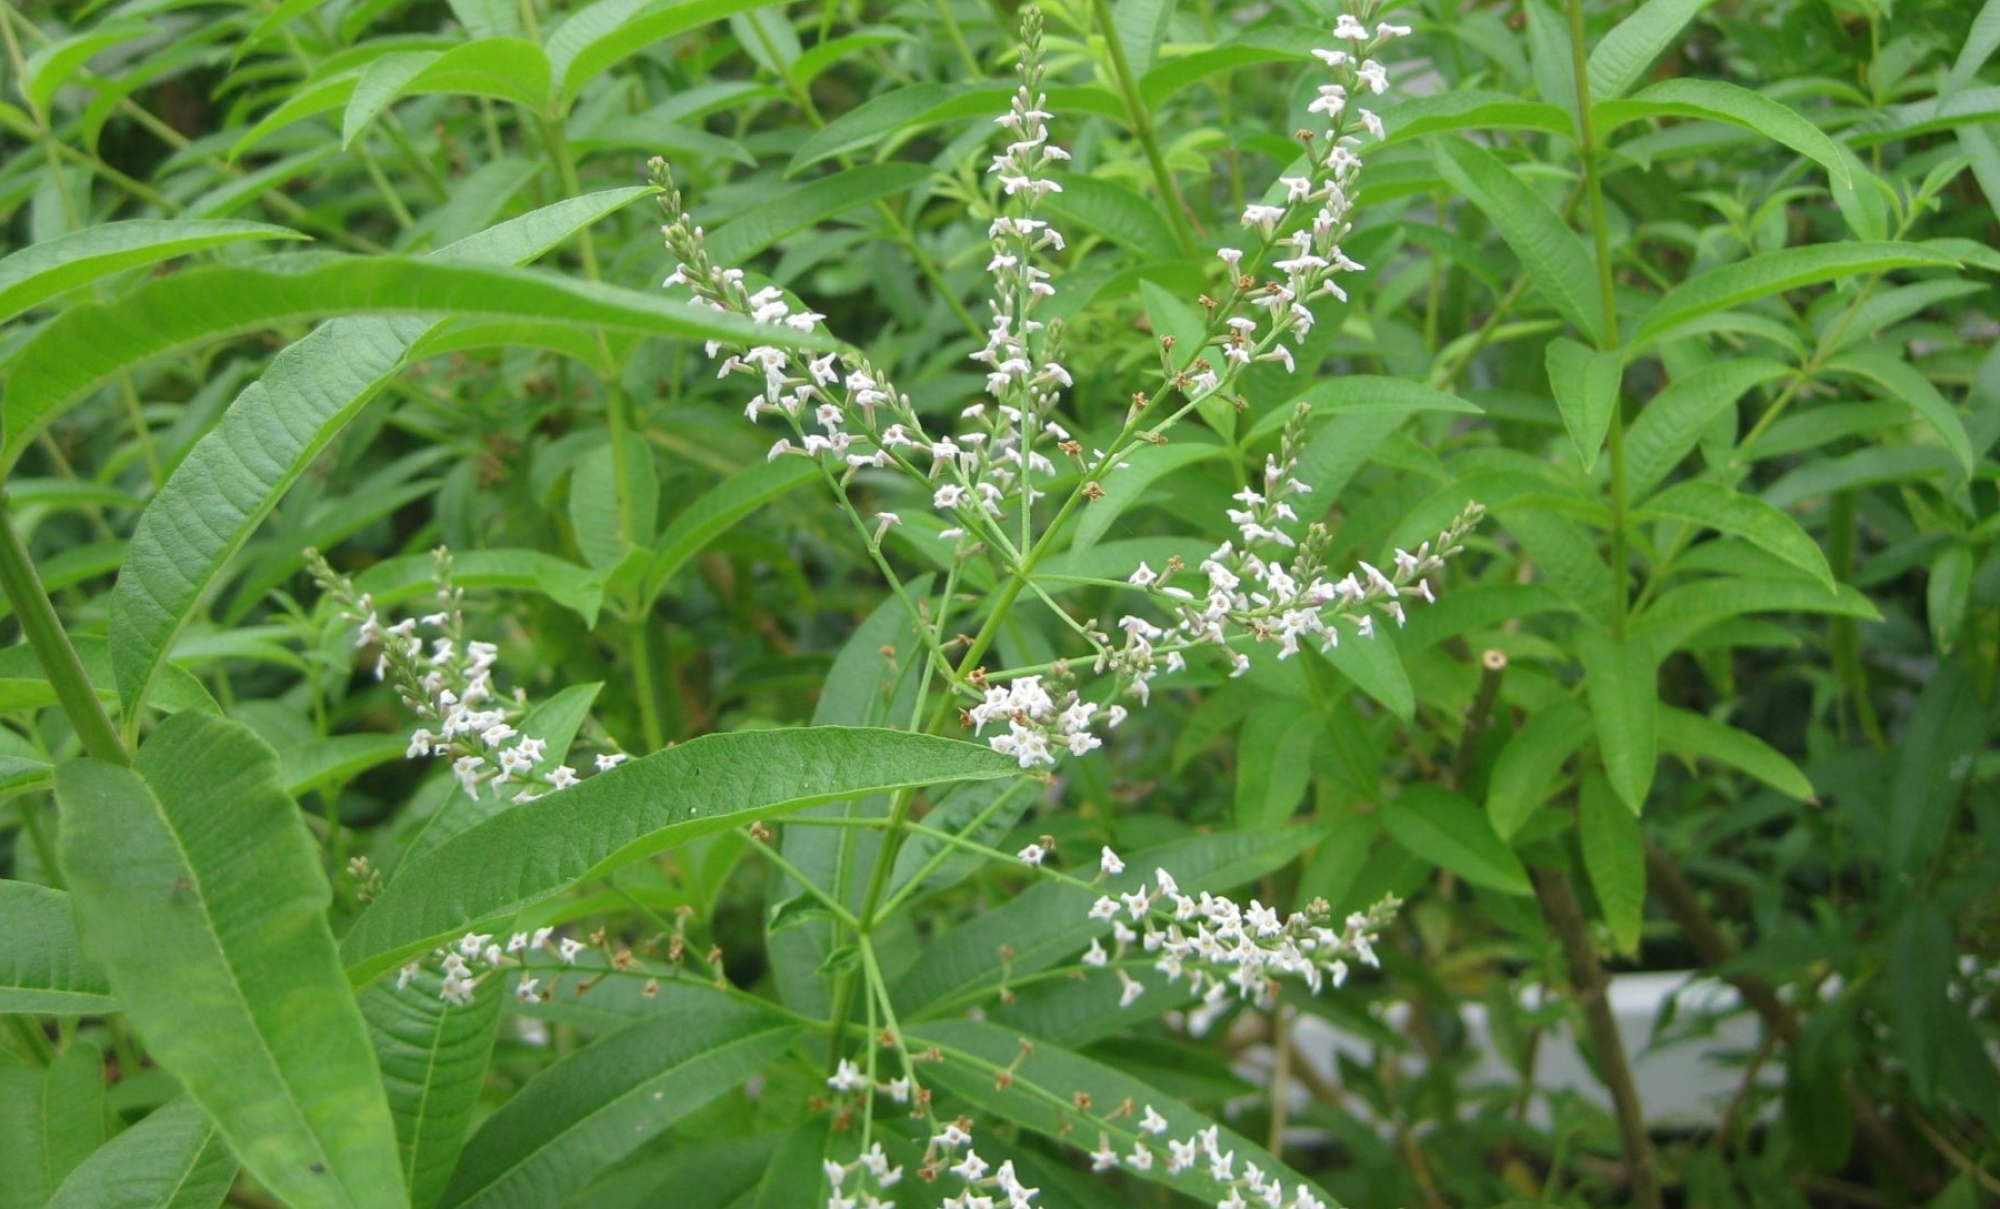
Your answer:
1380;784;1532;895
1380;90;1576;148
1630;242;1961;346
1636;576;1878;654
0;881;115;1015
54;711;406;1209
1432;136;1603;343
0;219;307;323
1586;0;1712;101
641;458;819;602
894;828;1321;1017
1657;706;1814;802
344;40;553;147
1069;438;1224;553
1245;375;1482;441
1138;27;1321;109
0;1041;104;1208
547;0;778;102
1825;348;1975;476
1635;480;1834;589
1545;336;1622;472
22;23;146;116
1323;626;1415;721
6;254;820;463
1887;660;1987;879
342;728;1016;981
1577;772;1644;954
703;163;932;265
1113;0;1176;78
229;76;362;160
436;1003;798;1209
1487;701;1591;839
789;82;1006;174
281;734;410;799
1622;358;1791;500
1886;903;1954;1104
107;188;653;716
363;970;501;1209
911;1019;1331;1205
1928;544;1975;654
568;441;659;570
1595;79;1879;240
1233;703;1320;830
1043;175;1184;262
1576;627;1657;811
45;1099;235;1209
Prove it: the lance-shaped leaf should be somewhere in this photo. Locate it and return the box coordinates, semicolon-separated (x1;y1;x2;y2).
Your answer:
1634;480;1834;589
640;458;818;604
912;1020;1334;1206
1623;358;1791;500
1577;626;1658;812
343;728;1016;982
1630;242;1960;347
0;218;306;323
702;162;933;265
1545;336;1622;472
1586;0;1712;101
343;39;553;147
5;253;827;462
436;997;798;1209
54;711;407;1209
364;970;501;1209
1381;784;1532;894
547;0;776;103
108;189;652;716
45;1099;235;1209
0;881;115;1015
1578;773;1644;955
0;1040;104;1208
1432;135;1604;344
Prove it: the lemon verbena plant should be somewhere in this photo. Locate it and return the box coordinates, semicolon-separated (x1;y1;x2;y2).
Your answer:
5;0;1998;1206
296;8;1475;1207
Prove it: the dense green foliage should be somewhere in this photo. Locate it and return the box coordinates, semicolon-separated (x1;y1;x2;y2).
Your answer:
1;0;1997;1207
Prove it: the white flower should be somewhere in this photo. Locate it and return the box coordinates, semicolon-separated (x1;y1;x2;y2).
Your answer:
1100;846;1125;876
1018;843;1046;867
828;1058;867;1093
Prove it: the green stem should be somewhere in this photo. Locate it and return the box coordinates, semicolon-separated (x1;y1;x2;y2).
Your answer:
1566;0;1628;637
1088;0;1199;258
0;495;128;765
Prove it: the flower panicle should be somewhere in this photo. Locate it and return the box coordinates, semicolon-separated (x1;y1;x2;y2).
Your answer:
307;547;629;805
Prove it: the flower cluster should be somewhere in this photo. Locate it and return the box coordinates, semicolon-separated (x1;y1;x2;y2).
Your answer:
969;406;1482;767
1087;1114;1331;1209
822;1141;907;1209
966;672;1115;769
308;547;628;803
925;1122;1042;1209
1087;863;1400;1035
394;926;590;1007
654;9;1077;569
